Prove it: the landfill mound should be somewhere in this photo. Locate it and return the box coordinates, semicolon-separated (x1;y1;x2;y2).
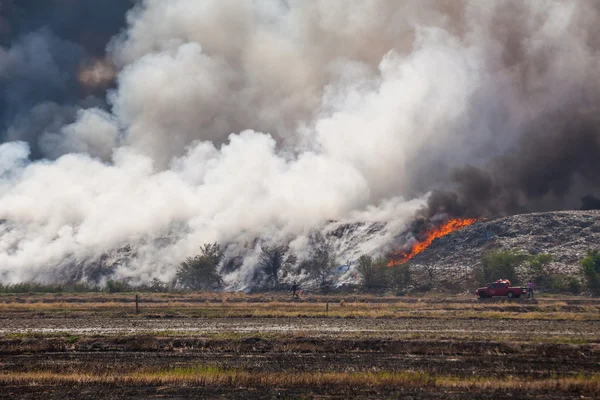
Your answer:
409;210;600;275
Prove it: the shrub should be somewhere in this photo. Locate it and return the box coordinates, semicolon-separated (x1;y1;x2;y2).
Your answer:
568;276;582;294
390;264;412;291
414;283;433;293
104;279;134;293
474;250;527;286
67;282;100;293
551;275;581;294
356;255;387;289
304;233;336;287
257;244;296;288
581;250;600;294
137;278;169;293
526;253;554;287
176;243;224;290
0;282;100;294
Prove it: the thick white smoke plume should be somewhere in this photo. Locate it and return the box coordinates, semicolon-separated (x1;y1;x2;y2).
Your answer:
1;1;599;285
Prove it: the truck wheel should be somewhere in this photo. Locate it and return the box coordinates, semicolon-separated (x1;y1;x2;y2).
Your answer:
479;293;487;299
507;292;514;298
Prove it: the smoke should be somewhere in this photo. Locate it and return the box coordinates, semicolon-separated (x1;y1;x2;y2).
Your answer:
0;0;134;157
1;0;600;286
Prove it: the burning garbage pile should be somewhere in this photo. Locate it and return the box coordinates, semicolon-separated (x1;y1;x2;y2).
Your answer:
388;218;479;266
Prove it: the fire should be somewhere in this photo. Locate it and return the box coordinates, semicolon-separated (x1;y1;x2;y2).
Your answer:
388;218;479;266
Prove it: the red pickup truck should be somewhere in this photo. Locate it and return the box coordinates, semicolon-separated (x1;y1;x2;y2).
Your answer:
475;280;527;299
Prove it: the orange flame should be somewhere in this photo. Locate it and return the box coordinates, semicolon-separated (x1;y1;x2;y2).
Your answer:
388;218;478;266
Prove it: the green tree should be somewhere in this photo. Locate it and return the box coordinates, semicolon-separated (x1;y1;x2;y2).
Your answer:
474;250;527;286
356;255;386;289
526;253;554;287
176;243;224;290
305;233;336;286
258;244;297;288
581;249;600;295
104;279;134;293
149;278;168;292
390;264;412;291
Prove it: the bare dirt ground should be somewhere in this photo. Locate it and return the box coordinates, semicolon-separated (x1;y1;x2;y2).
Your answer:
0;293;599;399
1;316;599;341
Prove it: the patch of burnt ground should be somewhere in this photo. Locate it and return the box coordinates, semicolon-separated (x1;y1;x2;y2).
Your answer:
0;336;599;399
1;384;592;400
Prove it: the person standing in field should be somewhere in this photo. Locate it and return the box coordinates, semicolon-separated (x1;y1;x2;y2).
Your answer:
527;280;534;299
291;281;299;298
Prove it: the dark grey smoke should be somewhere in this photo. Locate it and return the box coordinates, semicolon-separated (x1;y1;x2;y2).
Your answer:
581;195;600;211
424;112;600;219
0;0;135;157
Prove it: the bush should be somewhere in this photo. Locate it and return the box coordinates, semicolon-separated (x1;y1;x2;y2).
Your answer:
474;250;527;286
390;264;412;291
526;253;554;287
568;276;582;294
137;278;170;293
149;278;169;292
414;283;433;293
257;244;296;288
0;282;101;294
0;282;56;293
581;250;600;295
304;233;336;287
176;243;224;290
104;279;134;293
551;275;581;294
356;255;387;289
67;282;100;293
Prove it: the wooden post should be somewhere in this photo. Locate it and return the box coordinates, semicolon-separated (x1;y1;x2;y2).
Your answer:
135;294;139;314
326;301;329;313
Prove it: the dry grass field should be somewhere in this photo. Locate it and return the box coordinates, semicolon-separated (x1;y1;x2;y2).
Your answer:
0;292;599;399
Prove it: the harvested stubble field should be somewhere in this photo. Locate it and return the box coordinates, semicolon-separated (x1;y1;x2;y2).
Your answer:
0;292;599;399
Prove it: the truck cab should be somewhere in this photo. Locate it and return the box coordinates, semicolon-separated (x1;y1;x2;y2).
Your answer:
488;281;509;296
